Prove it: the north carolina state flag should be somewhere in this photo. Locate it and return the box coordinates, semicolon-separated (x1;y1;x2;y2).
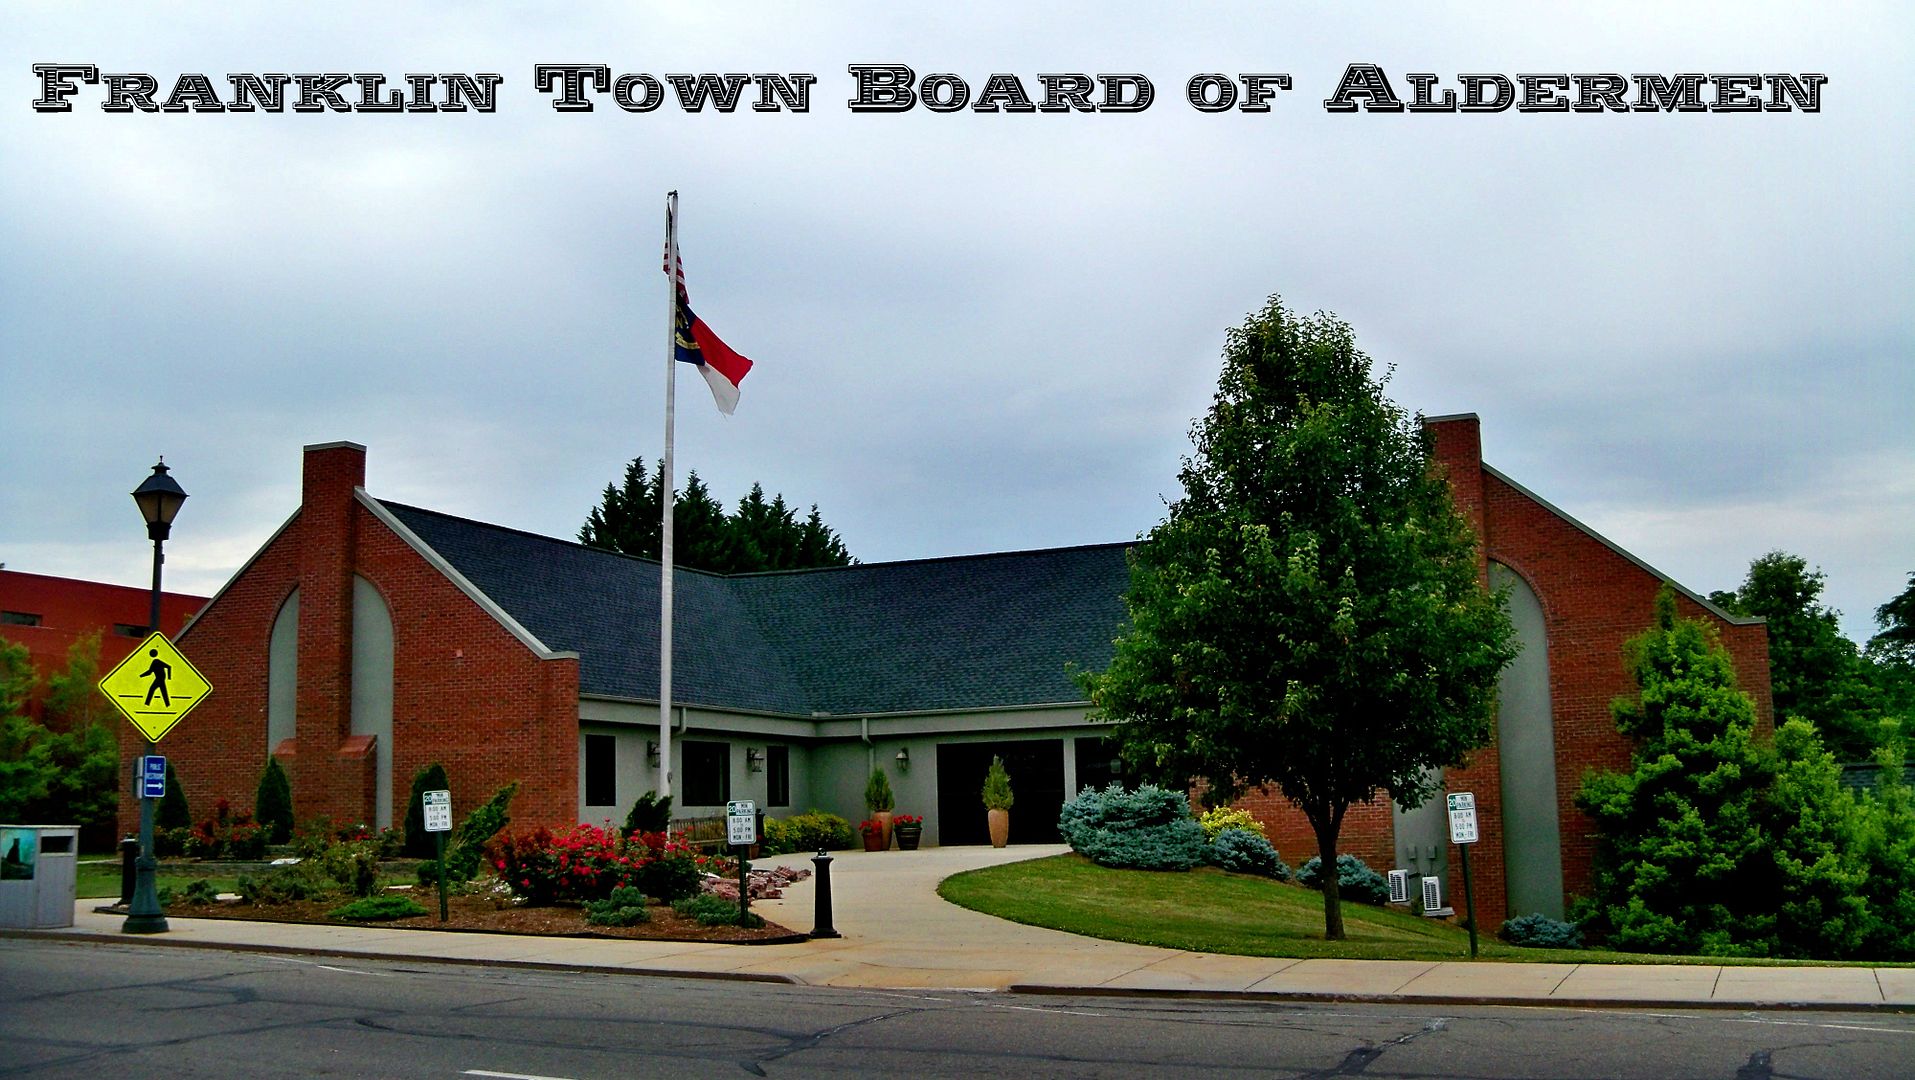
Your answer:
664;246;753;415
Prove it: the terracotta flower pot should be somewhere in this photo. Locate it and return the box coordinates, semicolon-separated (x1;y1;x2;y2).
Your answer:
861;829;885;852
872;810;894;850
987;808;1010;848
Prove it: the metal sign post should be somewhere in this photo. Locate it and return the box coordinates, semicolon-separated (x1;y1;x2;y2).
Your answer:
1447;792;1480;958
423;790;452;922
727;800;756;924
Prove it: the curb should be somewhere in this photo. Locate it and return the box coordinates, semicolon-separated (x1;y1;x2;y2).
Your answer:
1007;983;1915;1014
1;929;802;985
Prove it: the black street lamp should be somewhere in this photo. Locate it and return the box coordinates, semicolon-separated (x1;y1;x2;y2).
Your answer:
124;458;185;934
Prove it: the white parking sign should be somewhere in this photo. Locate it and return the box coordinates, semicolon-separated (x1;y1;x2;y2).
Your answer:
423;789;452;833
1447;792;1479;845
726;800;757;845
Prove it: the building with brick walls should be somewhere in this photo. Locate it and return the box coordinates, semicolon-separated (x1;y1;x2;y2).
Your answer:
144;423;1769;930
0;569;204;728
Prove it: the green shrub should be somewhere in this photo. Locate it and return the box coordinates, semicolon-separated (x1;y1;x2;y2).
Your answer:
155;826;191;858
1057;783;1207;871
760;811;855;855
636;852;703;902
181;878;220;905
1206;828;1290;879
445;781;517;883
1198;806;1267;841
586;884;651;927
1295;854;1391;905
236;863;334;905
671;893;763;928
330;895;427;921
981;756;1014;811
403;763;451;858
865;768;895;814
253;757;295;845
155;884;177;906
1500;912;1585;949
316;839;383;897
623;790;673;835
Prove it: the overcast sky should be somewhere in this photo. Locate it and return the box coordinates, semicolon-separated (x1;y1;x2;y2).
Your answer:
3;2;1909;645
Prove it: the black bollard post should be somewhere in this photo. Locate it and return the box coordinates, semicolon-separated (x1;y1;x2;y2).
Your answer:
809;850;840;938
118;836;140;907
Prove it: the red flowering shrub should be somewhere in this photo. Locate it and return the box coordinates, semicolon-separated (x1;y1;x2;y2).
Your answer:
185;799;268;860
488;824;742;906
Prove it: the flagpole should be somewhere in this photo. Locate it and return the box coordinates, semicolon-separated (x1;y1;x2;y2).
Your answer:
659;190;678;802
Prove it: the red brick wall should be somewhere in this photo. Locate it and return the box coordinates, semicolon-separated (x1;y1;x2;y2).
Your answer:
0;569;204;727
121;443;579;838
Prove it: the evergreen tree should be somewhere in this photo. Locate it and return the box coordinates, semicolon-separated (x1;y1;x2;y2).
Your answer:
577;458;853;574
1080;296;1514;940
254;756;295;844
1577;589;1776;955
1759;718;1870;958
403;762;451;857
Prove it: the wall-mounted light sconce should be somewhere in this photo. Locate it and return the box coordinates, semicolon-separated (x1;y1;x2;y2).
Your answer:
746;747;764;772
895;746;910;772
646;740;660;767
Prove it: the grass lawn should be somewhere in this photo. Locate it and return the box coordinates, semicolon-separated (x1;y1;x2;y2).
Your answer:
76;860;244;899
937;853;1902;966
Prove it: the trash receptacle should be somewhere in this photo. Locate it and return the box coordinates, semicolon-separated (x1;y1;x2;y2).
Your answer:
0;825;80;928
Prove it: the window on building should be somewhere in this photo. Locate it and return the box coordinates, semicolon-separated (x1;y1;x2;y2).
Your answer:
584;734;617;807
0;611;41;627
767;745;789;807
681;741;730;807
113;623;147;637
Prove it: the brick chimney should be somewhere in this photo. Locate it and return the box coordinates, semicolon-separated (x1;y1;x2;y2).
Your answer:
1423;414;1488;574
296;441;365;759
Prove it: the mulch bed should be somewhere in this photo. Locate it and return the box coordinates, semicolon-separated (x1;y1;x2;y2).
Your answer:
161;892;805;944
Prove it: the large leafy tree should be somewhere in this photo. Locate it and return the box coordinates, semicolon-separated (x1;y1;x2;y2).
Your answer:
1081;296;1515;940
1714;552;1878;760
0;635;119;832
578;458;851;574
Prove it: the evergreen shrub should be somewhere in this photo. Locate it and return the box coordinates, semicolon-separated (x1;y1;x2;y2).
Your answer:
253;757;295;844
586;885;651;927
1207;827;1290;879
1198;806;1267;841
672;893;763;928
760;811;855;854
1056;783;1207;871
403;763;450;857
445;781;517;883
329;895;427;921
1295;854;1391;905
623;790;673;835
864;768;895;814
1500;912;1585;949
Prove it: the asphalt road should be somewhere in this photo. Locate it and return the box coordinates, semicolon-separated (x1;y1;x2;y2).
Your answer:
4;939;1914;1079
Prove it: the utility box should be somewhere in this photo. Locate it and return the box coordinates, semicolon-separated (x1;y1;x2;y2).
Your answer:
0;825;80;929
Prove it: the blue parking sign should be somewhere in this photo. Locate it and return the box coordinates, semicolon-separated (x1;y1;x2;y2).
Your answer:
140;755;167;799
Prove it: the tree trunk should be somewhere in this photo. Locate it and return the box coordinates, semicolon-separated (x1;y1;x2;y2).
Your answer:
1311;809;1346;941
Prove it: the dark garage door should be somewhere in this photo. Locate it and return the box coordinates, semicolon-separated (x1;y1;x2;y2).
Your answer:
936;740;1064;845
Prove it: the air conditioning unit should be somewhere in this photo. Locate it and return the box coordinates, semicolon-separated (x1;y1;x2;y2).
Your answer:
1421;875;1443;914
1387;869;1412;904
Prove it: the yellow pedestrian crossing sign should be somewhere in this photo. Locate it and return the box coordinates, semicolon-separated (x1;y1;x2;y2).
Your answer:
98;632;212;742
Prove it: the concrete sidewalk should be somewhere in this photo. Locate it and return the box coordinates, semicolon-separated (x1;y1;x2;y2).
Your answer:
17;845;1915;1011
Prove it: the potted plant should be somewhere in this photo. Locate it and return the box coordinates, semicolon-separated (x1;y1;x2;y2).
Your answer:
865;767;896;849
858;818;886;852
981;756;1014;847
892;813;923;851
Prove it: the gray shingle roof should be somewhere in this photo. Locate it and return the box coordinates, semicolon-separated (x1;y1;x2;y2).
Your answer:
380;500;1131;716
